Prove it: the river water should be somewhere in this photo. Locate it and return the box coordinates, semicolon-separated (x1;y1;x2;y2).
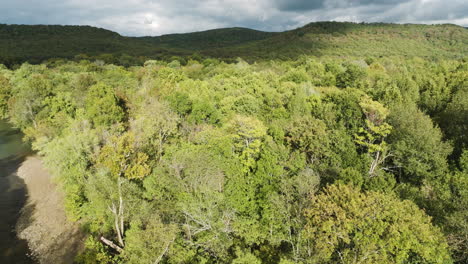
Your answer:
0;120;36;263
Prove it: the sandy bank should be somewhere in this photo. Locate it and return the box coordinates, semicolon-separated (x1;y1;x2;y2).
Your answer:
15;156;85;264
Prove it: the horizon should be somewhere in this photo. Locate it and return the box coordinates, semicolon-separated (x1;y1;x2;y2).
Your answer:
1;20;466;38
1;0;467;36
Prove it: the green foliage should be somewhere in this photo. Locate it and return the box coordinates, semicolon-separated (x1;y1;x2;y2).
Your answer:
85;83;125;127
123;216;178;264
226;115;267;171
97;132;150;180
0;74;11;118
166;91;193;115
76;237;116;264
233;249;262;264
441;151;468;263
388;103;452;184
303;184;452;264
130;98;179;159
188;100;221;125
3;53;466;263
336;62;366;88
285;116;329;163
1;22;467;66
8;70;52;128
38;119;99;220
438;84;468;161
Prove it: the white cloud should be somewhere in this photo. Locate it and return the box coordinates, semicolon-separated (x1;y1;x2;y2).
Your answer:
0;0;466;36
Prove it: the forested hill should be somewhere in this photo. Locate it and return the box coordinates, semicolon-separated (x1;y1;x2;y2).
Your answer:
0;22;467;66
219;22;468;60
0;24;276;65
0;24;169;65
138;27;278;50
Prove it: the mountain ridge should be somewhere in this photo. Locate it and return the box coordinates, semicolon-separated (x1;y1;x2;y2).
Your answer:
0;21;466;66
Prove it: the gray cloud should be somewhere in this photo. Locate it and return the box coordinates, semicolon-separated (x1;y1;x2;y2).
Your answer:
0;0;466;36
275;0;408;11
274;0;325;11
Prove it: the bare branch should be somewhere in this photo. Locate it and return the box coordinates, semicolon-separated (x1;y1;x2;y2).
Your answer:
100;236;123;253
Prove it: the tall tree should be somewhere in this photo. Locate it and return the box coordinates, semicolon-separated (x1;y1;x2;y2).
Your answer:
303;184;452;264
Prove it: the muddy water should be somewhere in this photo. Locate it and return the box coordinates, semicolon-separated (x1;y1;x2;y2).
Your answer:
0;120;36;264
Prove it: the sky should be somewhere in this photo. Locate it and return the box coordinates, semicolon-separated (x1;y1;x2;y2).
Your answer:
1;0;467;36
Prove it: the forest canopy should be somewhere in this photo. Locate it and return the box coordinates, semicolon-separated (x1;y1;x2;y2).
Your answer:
1;53;466;263
0;21;467;264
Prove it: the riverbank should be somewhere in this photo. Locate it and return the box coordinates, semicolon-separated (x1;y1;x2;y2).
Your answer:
16;156;85;264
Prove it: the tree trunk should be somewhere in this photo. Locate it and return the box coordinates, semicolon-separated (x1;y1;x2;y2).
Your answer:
112;202;125;248
100;236;123;253
153;237;174;264
368;151;380;177
117;178;125;247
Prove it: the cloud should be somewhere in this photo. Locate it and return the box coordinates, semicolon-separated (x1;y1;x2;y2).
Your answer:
274;0;325;11
0;0;466;36
274;0;408;11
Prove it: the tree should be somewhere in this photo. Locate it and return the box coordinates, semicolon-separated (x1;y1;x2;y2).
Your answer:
302;184;452;264
8;73;51;128
130;98;179;160
354;96;392;177
95;132;151;250
232;248;262;264
444;150;468;263
166;91;193;116
387;103;452;185
188;100;221;125
336;63;366;88
123;216;178;264
285;115;329;164
39;118;99;220
224;116;268;244
418;72;450;115
225;115;267;172
165;143;233;259
438;85;468;162
85;83;125;127
0;74;10;118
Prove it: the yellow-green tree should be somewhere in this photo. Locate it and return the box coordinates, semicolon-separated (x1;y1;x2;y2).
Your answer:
303;184;452;264
85;83;125;127
95;132;151;251
354;96;392;176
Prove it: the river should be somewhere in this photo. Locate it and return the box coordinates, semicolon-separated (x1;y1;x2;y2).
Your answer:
0;120;36;263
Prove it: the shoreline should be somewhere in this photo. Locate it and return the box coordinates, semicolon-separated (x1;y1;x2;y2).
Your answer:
15;156;85;264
